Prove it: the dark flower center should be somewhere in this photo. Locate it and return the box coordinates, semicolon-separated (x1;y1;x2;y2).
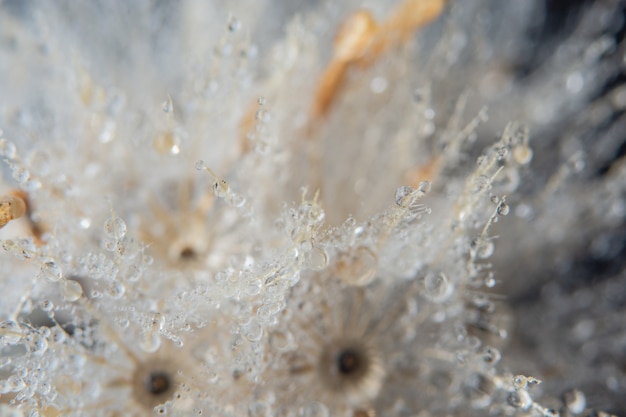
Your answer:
337;349;362;375
145;371;171;396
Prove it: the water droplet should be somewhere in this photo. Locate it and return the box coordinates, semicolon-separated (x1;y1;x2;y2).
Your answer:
40;299;54;312
141;332;161;353
513;145;533;165
507;390;532;410
566;72;584;94
243;320;263;342
473;239;494;259
0;320;22;345
424;272;453;302
513;375;528;390
28;333;48;355
154;405;168;415
497;202;510;216
257;96;267;106
0;139;17;159
12;167;30;183
335;246;378;286
79;218;91;229
41;259;63;282
195;160;206;171
307;247;328;271
482;346;501;365
395;186;414;206
60;279;83;302
370;76;388;94
103;217;127;239
228;16;241;32
543;409;559;417
563;389;586;414
49;327;65;344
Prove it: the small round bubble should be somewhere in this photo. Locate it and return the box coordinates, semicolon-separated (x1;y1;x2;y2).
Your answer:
60;279;83;302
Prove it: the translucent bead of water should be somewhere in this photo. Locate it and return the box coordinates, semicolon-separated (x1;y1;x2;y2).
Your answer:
60;279;83;302
424;272;453;302
41;260;63;282
103;217;127;239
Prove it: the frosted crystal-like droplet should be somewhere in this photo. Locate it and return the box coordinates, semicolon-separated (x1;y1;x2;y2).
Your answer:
103;217;127;239
0;320;22;345
424;272;453;302
508;390;532;410
12;167;30;183
228;16;241;32
40;299;54;312
243;320;263;342
307;247;328;271
336;246;378;286
395;186;414;206
28;334;48;355
141;332;161;353
563;389;586;414
60;279;83;302
41;259;63;282
496;201;510;216
513;375;528;390
0;139;17;159
482;346;501;365
475;240;494;259
49;327;65;344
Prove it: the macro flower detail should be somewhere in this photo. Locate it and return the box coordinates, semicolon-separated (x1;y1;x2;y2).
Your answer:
1;0;626;416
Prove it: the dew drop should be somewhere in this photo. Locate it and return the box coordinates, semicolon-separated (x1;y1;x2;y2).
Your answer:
257;96;267;106
195;160;206;171
40;299;54;312
482;346;501;365
0;320;22;345
307;247;328;271
424;272;453;302
370;76;388;94
140;332;161;353
395;186;414;206
0;139;17;159
513;145;533;165
41;260;63;282
12;167;30;184
507;390;532;411
496;202;510;216
243;320;263;342
154;405;168;415
473;239;494;259
103;217;127;239
60;279;83;302
228;16;241;32
563;389;586;414
49;327;65;344
335;246;378;286
513;375;528;390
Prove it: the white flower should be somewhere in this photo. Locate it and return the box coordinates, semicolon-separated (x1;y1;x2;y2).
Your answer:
1;1;625;416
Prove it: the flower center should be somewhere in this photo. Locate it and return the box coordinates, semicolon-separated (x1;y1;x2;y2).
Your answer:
337;349;362;375
145;371;171;396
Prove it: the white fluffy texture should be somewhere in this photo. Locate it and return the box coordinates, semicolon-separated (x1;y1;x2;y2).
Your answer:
0;1;625;416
